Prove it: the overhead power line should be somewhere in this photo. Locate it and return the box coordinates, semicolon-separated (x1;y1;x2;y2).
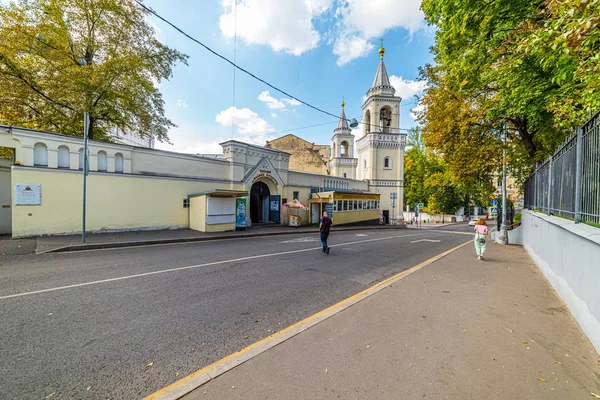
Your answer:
134;1;417;135
134;0;343;122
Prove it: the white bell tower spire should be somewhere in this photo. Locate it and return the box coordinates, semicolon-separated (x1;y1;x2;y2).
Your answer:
330;99;358;180
356;41;406;223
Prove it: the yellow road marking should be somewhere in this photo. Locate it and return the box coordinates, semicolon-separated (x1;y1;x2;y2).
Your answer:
144;239;471;400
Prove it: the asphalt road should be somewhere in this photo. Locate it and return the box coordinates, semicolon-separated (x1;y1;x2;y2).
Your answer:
0;226;473;399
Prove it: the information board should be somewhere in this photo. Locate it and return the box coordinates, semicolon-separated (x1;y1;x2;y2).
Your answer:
14;184;41;205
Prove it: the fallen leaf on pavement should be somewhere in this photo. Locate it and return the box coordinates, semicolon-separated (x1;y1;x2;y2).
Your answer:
524;294;528;297
325;369;328;373
555;361;561;365
522;341;528;344
243;336;249;339
491;357;496;361
144;360;155;370
87;386;92;391
538;378;547;382
45;393;56;399
590;393;600;399
48;313;53;316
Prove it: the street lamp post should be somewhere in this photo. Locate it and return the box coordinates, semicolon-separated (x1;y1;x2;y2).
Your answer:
498;123;508;245
82;112;89;243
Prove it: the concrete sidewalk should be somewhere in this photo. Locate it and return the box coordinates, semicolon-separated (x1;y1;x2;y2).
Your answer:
34;224;408;254
181;243;600;400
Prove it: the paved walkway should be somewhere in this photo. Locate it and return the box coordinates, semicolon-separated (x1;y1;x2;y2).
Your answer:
181;243;600;400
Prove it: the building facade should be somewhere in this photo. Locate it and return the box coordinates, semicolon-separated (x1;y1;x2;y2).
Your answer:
0;45;406;237
356;44;406;222
265;134;330;175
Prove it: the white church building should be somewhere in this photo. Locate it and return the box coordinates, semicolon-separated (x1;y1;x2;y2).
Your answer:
0;45;406;237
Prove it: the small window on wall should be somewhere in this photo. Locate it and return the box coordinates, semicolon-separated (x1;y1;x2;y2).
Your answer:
282;198;288;204
358;200;363;210
333;202;337;212
293;191;300;200
384;157;391;169
33;143;48;166
349;201;354;211
98;151;107;171
343;200;348;211
337;200;342;212
353;200;358;210
57;145;70;168
115;153;124;173
183;199;190;208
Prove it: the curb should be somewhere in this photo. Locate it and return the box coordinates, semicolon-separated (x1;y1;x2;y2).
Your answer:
39;225;408;254
143;239;471;400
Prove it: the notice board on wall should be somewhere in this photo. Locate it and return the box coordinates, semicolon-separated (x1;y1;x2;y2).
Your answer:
14;184;42;205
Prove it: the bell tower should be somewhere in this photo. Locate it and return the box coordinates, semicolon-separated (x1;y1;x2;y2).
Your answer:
330;100;358;179
356;41;406;222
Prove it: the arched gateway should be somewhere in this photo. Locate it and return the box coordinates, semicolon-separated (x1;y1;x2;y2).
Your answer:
250;181;271;223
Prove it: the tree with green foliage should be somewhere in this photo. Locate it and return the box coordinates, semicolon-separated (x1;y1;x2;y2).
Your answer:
404;127;466;215
0;0;187;141
418;0;600;185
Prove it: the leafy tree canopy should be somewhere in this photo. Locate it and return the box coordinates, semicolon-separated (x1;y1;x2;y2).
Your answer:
0;0;188;141
418;0;600;186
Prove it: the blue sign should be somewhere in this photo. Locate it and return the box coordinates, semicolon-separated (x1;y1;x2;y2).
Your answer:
490;207;498;214
417;203;424;209
491;199;498;206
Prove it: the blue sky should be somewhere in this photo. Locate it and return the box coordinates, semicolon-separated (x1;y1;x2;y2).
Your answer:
144;0;434;154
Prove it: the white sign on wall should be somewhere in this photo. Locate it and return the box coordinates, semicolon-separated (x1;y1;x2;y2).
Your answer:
15;184;42;205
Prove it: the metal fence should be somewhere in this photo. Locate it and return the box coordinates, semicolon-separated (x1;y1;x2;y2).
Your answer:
524;110;600;225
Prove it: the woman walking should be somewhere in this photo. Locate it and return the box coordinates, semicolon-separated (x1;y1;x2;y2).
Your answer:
474;218;489;260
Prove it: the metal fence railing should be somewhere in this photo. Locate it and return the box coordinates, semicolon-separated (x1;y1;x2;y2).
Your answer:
524;110;600;226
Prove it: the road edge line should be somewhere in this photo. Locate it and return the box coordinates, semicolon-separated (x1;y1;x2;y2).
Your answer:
144;239;472;400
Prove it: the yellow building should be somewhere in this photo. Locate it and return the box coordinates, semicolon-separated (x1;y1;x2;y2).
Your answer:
0;44;408;237
309;191;381;225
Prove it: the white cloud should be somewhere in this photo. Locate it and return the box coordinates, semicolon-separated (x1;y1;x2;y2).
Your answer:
219;0;333;56
176;99;188;108
283;98;301;107
271;113;278;118
215;106;274;139
258;91;285;109
333;35;373;66
388;75;427;101
333;0;425;65
258;90;302;111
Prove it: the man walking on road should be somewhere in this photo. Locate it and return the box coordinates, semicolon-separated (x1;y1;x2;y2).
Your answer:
319;211;333;254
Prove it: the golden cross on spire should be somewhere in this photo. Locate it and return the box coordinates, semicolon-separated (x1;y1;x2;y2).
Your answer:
341;96;345;110
379;38;385;59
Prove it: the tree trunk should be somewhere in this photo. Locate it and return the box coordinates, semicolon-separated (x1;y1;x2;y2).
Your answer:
88;116;95;140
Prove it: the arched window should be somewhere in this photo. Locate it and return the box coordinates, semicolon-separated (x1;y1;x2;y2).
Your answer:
115;153;124;173
57;145;70;168
33;143;48;166
380;106;392;133
332;143;336;158
364;110;371;135
97;151;107;171
384;157;392;169
341;141;349;156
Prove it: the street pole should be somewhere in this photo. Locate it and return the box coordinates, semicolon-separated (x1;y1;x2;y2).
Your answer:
82;112;89;243
498;123;508;245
